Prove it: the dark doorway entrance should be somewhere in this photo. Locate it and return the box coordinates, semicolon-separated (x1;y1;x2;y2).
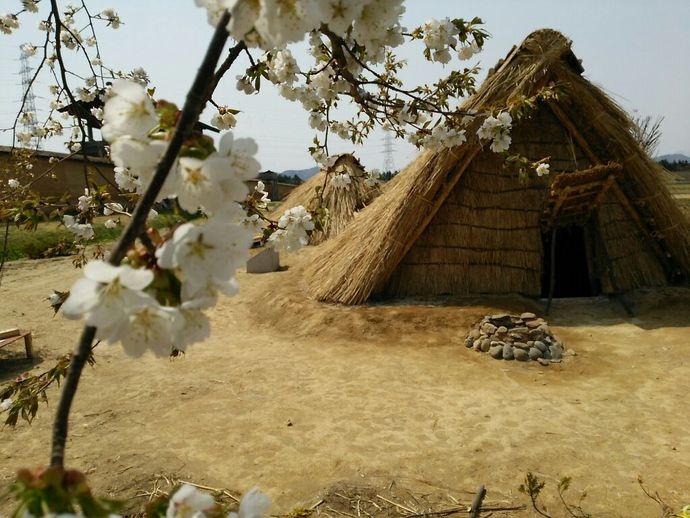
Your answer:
541;225;596;297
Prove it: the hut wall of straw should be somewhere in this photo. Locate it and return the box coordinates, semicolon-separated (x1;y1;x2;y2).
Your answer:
384;106;585;297
597;194;667;290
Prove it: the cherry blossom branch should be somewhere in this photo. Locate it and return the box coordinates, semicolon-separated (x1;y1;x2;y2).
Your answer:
48;0;91;185
49;10;232;469
206;40;246;105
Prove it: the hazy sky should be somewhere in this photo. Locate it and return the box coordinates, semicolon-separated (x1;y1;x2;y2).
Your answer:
1;0;688;172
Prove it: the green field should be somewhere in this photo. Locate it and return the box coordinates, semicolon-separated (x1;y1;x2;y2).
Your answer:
0;213;192;262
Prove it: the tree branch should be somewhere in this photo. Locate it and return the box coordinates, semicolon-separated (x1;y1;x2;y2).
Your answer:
49;10;232;469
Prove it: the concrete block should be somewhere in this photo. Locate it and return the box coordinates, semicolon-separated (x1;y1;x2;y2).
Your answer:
246;248;280;273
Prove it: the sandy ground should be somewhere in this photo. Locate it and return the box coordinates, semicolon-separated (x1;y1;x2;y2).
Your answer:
1;248;689;516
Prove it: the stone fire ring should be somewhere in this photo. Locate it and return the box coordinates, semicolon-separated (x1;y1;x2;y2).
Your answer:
465;313;573;365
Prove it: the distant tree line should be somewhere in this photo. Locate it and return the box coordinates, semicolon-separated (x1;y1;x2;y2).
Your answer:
257;170;304;185
279;174;304;185
380;170;398;181
659;159;690;172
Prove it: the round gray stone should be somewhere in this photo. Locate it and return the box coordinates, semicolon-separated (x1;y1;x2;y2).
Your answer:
528;347;542;360
480;339;491;352
502;343;514;360
489;345;503;359
534;340;548;353
514;348;529;361
481;322;498;335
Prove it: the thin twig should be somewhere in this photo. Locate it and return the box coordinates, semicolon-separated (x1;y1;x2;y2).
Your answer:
178;479;240;503
310;499;325;510
376;495;416;514
326;507;357;518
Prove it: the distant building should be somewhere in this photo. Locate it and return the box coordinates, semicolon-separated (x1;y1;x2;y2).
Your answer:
0;145;121;203
1;147;297;204
250;170;297;201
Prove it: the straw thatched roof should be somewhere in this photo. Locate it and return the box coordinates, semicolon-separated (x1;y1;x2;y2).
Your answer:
306;29;690;305
269;153;380;245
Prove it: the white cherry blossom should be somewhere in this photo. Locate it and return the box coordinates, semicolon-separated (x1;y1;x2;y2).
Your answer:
62;261;154;342
267;205;314;252
101;79;158;141
253;0;325;48
0;398;12;412
114;166;140;192
167;304;212;352
320;0;366;34
103;202;125;216
236;75;256;94
242;213;263;231
22;0;39;13
211;110;237;130
269;49;300;84
477;111;512;153
254;180;270;209
63;215;95;240
330;173;351;189
77;189;93;211
229;487;271;518
114;301;178;357
167;484;215;518
174;156;226;214
110;137;170;196
225;0;261;43
0;13;20;35
536;163;550;177
156;220;252;296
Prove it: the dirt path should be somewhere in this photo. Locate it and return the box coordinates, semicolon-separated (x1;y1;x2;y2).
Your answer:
1;250;689;516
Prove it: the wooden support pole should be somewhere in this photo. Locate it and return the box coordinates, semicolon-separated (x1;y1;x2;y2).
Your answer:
548;102;602;167
469;485;487;518
588;174;617;213
24;332;33;359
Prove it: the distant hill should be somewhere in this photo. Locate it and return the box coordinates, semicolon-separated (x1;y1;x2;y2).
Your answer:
656;153;690;163
281;166;319;180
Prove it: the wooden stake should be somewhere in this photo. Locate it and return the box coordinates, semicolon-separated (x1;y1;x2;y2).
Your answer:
469;485;487;518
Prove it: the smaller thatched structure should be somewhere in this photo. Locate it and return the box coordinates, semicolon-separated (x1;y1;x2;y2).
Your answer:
269;153;380;244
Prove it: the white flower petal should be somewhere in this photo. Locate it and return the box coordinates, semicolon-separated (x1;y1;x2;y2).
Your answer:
84;260;121;283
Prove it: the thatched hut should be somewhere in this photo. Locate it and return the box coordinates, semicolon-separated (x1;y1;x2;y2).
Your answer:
270;153;380;245
306;29;690;305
